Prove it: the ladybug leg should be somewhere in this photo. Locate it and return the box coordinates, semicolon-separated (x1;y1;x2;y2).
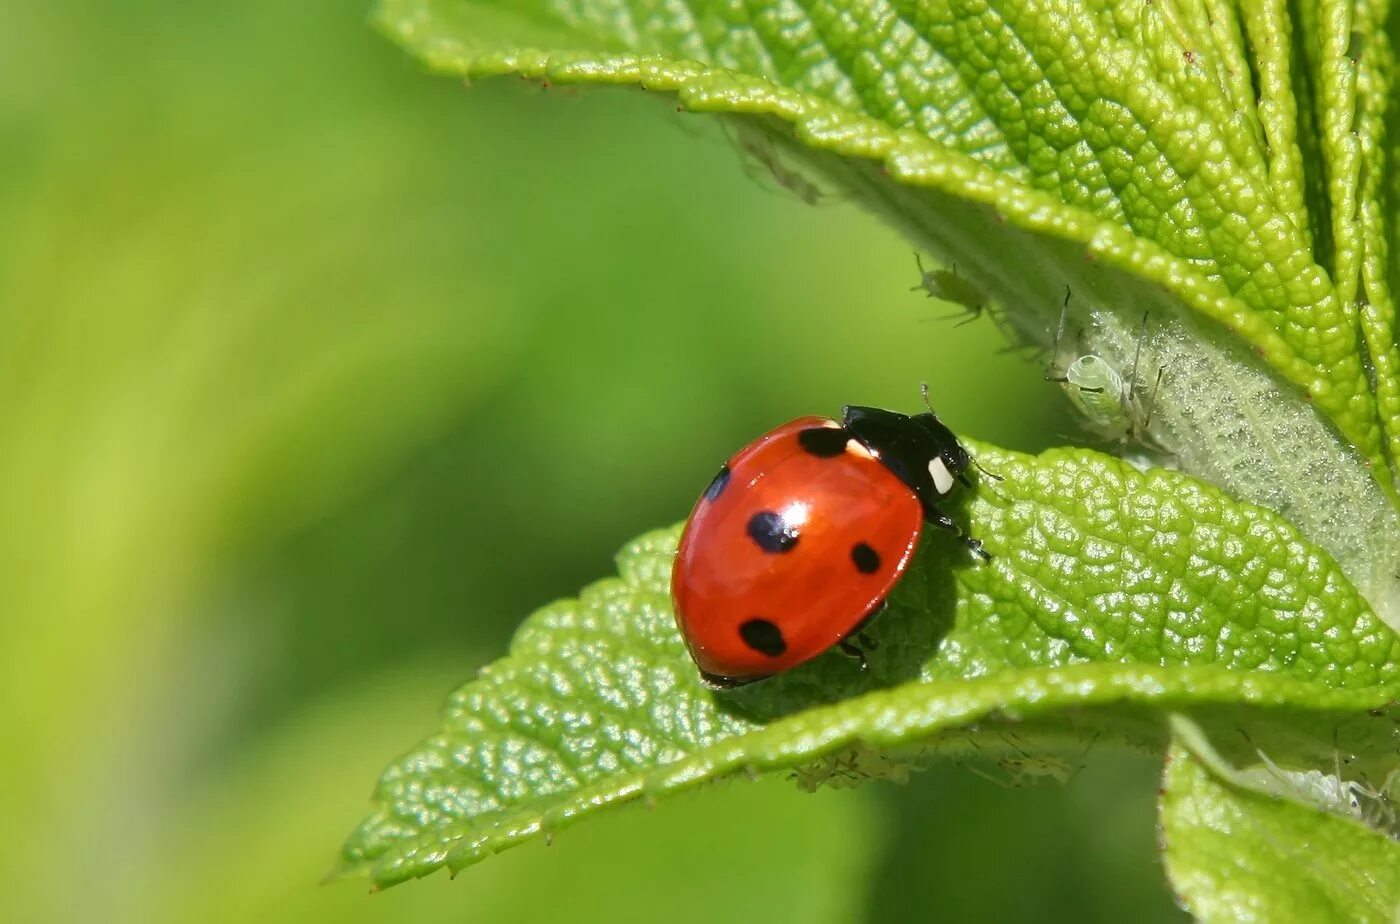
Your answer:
922;500;956;531
964;537;991;561
837;638;869;672
699;670;760;691
923;502;993;562
833;602;885;669
848;601;885;646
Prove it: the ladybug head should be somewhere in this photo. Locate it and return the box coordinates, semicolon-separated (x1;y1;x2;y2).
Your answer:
841;405;971;505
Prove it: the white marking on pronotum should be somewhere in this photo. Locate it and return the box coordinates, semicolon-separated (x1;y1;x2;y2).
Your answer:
929;457;955;494
845;439;875;460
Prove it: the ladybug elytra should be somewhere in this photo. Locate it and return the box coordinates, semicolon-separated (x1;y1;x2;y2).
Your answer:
671;400;987;689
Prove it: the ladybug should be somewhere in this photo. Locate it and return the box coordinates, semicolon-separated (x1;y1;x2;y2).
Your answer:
671;397;989;689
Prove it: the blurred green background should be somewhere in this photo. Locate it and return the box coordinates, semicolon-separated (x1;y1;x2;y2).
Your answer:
2;2;1185;921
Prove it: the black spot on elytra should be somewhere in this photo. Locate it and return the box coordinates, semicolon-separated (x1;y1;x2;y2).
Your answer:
747;510;799;553
739;618;787;657
851;542;881;574
798;426;850;457
703;465;730;502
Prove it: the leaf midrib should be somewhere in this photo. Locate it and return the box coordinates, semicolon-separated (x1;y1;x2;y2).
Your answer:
348;658;1400;884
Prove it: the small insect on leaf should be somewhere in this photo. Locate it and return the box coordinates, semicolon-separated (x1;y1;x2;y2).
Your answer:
727;124;827;206
965;732;1099;788
788;744;922;792
1046;287;1165;447
1169;715;1400;838
910;253;984;326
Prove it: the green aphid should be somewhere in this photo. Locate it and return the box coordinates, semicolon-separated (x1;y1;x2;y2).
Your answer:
910;253;984;325
964;732;1099;788
731;129;825;206
1234;750;1400;835
1062;355;1140;437
1170;715;1400;838
1047;287;1164;444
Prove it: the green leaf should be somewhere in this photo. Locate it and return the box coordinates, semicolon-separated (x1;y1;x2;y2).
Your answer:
131;664;879;924
374;0;1400;634
338;443;1400;888
1160;717;1400;923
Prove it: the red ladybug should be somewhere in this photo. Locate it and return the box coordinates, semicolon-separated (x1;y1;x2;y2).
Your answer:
672;401;988;688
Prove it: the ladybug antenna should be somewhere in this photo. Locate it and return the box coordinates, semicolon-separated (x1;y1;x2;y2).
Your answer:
921;383;1003;483
970;456;1003;483
919;381;953;421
